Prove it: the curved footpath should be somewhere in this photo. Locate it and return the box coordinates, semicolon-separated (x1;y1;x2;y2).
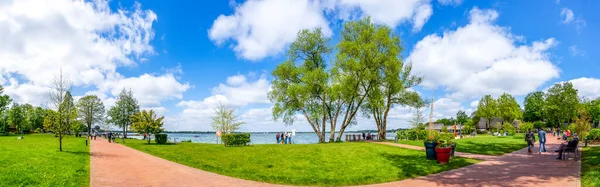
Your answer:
91;136;580;187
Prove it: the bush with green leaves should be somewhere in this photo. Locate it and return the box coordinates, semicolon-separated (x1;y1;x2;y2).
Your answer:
441;126;449;133
155;134;168;144
519;122;534;132
533;121;545;129
438;132;455;141
588;129;600;140
502;123;516;136
221;133;251;146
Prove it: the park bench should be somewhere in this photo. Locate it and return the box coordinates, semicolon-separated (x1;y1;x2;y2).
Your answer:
561;141;580;161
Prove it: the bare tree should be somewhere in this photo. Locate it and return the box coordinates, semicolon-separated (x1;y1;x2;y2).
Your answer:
49;68;71;110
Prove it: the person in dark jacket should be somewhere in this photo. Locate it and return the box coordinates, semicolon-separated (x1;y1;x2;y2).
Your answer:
525;130;536;154
556;135;579;159
276;133;281;144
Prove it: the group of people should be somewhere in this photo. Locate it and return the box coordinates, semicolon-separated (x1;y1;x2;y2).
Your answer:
276;131;294;144
361;132;374;140
107;132;118;143
524;128;579;160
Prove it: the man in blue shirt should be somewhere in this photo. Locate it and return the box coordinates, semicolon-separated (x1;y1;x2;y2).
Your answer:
538;128;547;153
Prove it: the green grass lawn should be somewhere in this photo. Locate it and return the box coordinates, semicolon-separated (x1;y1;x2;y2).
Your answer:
396;134;528;155
119;139;479;186
582;146;600;187
0;134;89;187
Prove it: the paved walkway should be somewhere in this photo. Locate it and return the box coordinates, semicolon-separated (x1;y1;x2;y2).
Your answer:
91;136;580;187
367;136;581;187
90;138;284;187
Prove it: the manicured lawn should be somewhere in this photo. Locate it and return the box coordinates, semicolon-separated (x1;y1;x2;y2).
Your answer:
119;139;479;186
0;134;89;187
582;146;600;187
397;134;528;155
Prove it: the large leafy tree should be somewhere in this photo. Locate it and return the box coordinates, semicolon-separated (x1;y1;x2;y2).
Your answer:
108;89;139;142
269;28;334;143
587;98;600;128
544;82;579;127
130;109;165;144
211;103;244;134
476;95;498;131
497;93;522;124
334;17;401;141
0;85;12;133
8;103;27;134
77;95;105;138
523;91;545;122
456;110;469;125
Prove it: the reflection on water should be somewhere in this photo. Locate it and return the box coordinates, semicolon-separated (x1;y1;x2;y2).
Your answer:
129;132;396;144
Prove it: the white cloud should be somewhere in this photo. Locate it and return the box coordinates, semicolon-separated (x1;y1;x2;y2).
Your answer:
210;0;435;60
565;78;600;99
438;0;463;6
569;45;585;56
560;8;574;23
324;0;433;32
208;0;331;61
167;73;272;131
0;0;189;109
408;7;560;101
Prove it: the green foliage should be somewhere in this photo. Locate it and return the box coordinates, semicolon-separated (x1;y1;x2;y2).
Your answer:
523;91;544;122
268;28;333;143
436;139;452;148
588;98;600;128
425;130;439;142
155;134;168;144
77;95;105;137
131;110;165;144
71;120;85;136
398;135;528;155
497;93;522;124
462;119;475;134
476;95;498;131
492;122;502;133
519;122;534;132
211;103;244;134
0;86;11;133
544;82;579;127
502;123;516;136
438;133;455;141
221;133;251;146
456;110;468;125
533;121;545;129
588;129;600;140
441;125;449;133
8;103;27;133
108;89;139;141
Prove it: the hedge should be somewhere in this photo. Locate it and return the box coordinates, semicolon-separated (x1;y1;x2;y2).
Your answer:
396;129;436;140
438;132;455;141
221;133;251;146
155;134;168;144
588;129;600;140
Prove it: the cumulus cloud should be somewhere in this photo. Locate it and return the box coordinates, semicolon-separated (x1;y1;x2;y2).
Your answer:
563;78;600;99
208;0;331;61
209;0;435;60
408;7;560;101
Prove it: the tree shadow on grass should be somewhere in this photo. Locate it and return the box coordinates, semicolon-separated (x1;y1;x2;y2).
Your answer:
64;151;90;156
379;153;473;179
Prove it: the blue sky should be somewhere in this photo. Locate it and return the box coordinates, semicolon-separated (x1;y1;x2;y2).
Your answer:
1;0;599;132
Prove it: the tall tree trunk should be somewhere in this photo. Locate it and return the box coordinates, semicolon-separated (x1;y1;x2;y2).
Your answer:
302;108;324;143
59;134;63;152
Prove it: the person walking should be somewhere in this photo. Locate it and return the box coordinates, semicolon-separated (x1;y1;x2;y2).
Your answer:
538;128;547;153
525;130;536;154
108;132;112;143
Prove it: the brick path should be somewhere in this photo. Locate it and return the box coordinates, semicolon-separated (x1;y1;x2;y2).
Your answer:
367;136;581;187
90;138;284;187
91;136;580;187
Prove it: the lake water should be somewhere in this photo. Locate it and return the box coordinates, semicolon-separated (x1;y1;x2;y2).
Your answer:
129;132;396;144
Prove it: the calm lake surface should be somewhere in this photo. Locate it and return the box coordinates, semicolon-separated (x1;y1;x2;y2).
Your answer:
130;132;396;144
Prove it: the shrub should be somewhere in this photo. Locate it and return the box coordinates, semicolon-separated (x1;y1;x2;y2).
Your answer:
221;133;251;146
438;133;455;141
424;130;439;142
519;122;534;132
441;126;449;133
588;129;600;140
155;134;168;144
478;129;488;134
502;123;516;136
533;121;545;129
417;129;428;140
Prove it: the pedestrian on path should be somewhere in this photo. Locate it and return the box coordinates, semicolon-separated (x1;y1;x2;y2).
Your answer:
525;130;536;153
538;128;547;153
276;133;280;144
108;132;112;143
